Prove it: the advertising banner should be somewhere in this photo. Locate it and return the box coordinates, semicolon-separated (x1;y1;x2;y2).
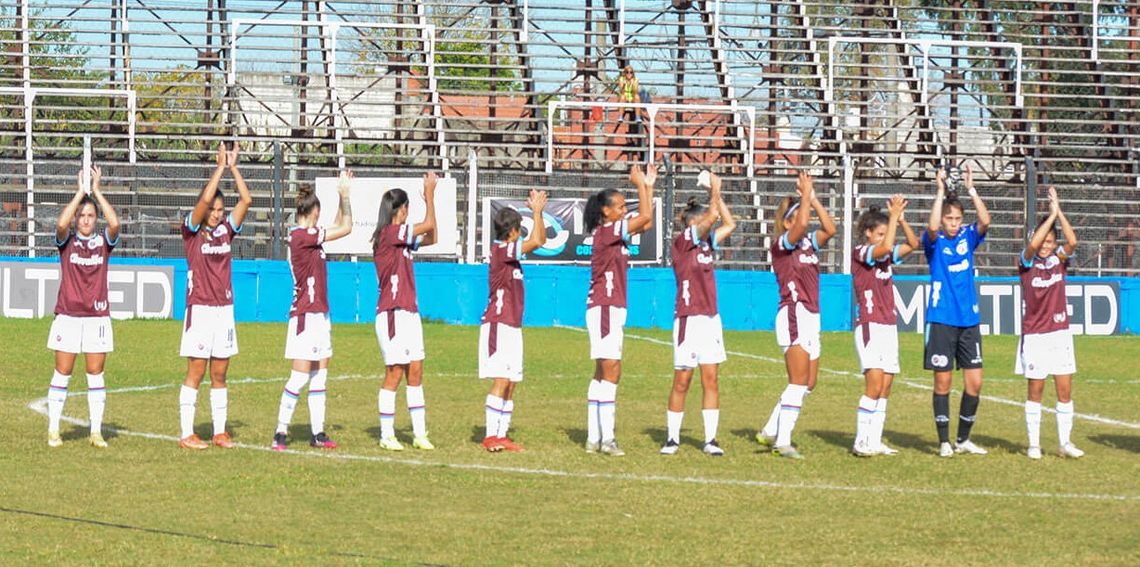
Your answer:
0;262;175;319
315;176;459;256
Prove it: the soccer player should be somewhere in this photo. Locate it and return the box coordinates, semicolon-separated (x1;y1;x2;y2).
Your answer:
1017;186;1084;459
850;195;919;457
924;164;991;458
660;172;736;456
372;173;439;451
756;171;836;459
45;164;120;448
178;143;252;450
584;162;657;456
271;172;354;451
480;189;549;453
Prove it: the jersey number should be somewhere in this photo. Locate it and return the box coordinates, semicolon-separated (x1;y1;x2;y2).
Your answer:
863;289;874;314
788;281;799;303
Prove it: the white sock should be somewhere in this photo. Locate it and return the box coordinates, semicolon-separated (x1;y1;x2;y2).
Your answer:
86;373;106;434
775;384;808;447
1056;400;1074;446
665;410;683;443
855;395;876;447
485;395;504;439
47;371;70;433
308;369;327;435
179;385;198;438
761;400;780;437
586;380;602;444
378;388;397;439
596;380;618;443
277;370;309;434
1025;400;1042;448
407;385;427;439
497;400;514;438
210;387;228;436
873;398;889;448
701;409;719;444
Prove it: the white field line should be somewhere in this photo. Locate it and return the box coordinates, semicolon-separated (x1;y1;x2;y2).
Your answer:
24;383;1139;503
555;325;1140;431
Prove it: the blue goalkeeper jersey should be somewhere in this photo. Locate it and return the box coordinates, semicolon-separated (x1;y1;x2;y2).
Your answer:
923;222;985;327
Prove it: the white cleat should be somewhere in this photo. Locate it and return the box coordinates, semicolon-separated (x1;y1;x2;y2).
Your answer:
89;433;108;449
584;441;600;454
48;430;63;448
954;439;988;455
1058;443;1085;459
379;436;405;451
1027;446;1042;460
875;443;899;456
659;439;680;455
599;440;625;457
939;442;954;458
702;440;725;457
851;440;876;458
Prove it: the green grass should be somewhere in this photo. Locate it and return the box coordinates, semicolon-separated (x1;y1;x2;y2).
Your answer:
1;318;1138;565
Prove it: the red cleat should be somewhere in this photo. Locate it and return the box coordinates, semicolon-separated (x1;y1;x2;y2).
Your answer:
211;432;236;449
498;437;526;452
482;436;504;452
179;434;209;450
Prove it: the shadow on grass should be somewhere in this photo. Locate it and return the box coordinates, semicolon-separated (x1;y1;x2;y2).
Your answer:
563;427;587;445
63;422;125;441
808;429;851;450
968;434;1023;455
1088;433;1140;454
192;420;251;441
729;428;774;454
879;431;937;454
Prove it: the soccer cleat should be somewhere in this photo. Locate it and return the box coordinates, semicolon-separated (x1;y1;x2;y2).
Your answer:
954;439;988;455
211;432;236;449
379;436;405;451
702;440;725;457
412;436;435;450
498;437;525;453
1027;446;1042;460
939;442;954;458
482;436;504;453
48;430;63;448
755;431;775;448
89;433;108;449
875;443;899;456
774;445;803;460
851;440;876;458
599;440;625;456
271;432;288;452
1058;443;1085;459
310;432;338;449
584;441;600;454
180;434;209;450
659;439;680;455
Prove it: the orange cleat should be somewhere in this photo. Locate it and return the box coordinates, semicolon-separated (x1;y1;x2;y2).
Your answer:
498;437;526;453
482;436;504;453
179;434;209;450
211;432;236;449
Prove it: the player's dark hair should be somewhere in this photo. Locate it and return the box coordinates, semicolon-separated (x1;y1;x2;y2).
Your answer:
943;194;965;216
493;207;523;241
371;188;409;246
212;190;226;208
295;184;320;218
772;195;796;242
679;196;706;229
856;204;889;240
585;188;620;233
1036;214;1060;240
77;194;98;215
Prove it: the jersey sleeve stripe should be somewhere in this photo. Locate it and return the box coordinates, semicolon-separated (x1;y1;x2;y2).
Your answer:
105;227;120;247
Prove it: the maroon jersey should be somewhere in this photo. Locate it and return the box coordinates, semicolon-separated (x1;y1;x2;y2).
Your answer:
373;223;420;314
771;232;820;313
182;213;239;307
1019;250;1070;335
55;229;116;316
586;219;630;308
482;240;525;327
852;243;900;325
672;225;718;317
287;226;329;316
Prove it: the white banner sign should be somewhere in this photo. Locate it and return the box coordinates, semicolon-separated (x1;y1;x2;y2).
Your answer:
1;262;174;319
315;176;459;256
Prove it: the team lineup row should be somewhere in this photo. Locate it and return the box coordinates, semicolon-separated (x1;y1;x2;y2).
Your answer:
42;144;1084;461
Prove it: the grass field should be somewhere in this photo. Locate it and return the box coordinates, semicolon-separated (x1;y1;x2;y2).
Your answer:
1;317;1137;565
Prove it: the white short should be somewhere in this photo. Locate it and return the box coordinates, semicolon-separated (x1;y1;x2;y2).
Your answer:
180;304;238;359
375;309;425;366
47;314;113;354
854;322;900;374
479;322;523;382
586;305;627;360
285;312;332;361
673;315;727;369
775;303;820;360
1015;329;1076;380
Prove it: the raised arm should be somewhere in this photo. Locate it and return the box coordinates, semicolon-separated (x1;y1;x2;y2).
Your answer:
812;182;837;248
520;189;549;255
57;171;88;242
871;194;905;260
190;144;227;230
783;171;813;245
413;172;438;245
964;164;991;234
712;188;737;246
927;167;947;238
897;211;920;259
627;162;656;235
324;171;354;242
693;172;722;240
89;165;119;242
227;144;254;228
1025;186;1059;260
1053;186;1077;257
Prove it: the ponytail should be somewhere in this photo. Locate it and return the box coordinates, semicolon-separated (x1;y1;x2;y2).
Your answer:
678;196;706;230
585;189;619;233
296;184;320;217
371;188;409;247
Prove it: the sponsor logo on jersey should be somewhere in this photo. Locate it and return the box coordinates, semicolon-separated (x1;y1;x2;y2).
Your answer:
200;242;232;255
69;253;105;266
948;259;971;273
1031;273;1063;288
798;253;819;265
